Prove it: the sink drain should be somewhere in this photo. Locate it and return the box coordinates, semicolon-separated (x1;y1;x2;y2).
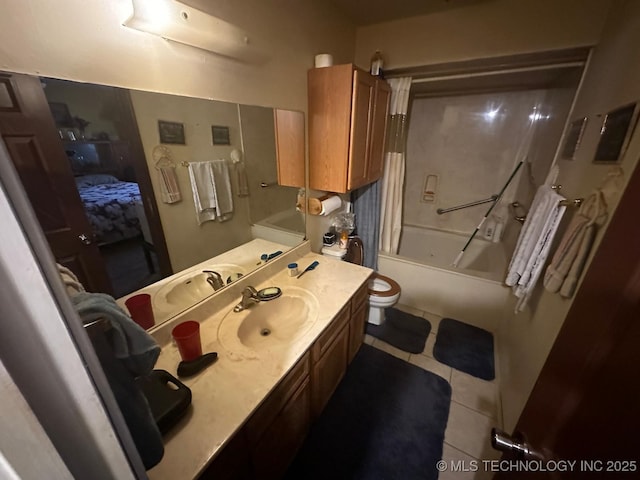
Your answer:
260;328;271;337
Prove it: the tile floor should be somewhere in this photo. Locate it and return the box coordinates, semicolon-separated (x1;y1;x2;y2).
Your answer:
365;304;501;480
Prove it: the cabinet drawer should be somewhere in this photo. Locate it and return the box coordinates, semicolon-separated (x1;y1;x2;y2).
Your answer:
351;280;370;312
245;351;310;446
311;305;350;361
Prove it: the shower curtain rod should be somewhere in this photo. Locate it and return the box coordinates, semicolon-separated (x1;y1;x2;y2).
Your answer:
408;61;584;84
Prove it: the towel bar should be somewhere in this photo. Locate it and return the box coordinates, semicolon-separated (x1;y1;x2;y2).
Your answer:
559;198;583;207
511;197;583;225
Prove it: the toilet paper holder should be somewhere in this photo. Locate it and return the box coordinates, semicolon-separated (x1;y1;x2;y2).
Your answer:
308;194;342;216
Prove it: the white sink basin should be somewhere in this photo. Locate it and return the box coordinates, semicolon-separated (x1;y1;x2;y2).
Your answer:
153;264;245;316
217;286;319;352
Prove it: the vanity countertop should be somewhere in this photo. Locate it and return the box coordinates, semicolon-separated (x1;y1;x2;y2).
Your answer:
147;248;372;479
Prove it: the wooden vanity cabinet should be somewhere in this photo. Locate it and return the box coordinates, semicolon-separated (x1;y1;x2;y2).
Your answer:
246;352;311;480
348;282;369;364
311;304;351;417
200;281;371;479
308;64;391;193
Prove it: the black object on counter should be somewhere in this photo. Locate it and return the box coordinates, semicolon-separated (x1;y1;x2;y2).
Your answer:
177;352;218;378
136;370;192;434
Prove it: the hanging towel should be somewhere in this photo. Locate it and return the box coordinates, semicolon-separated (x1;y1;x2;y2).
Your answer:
188;161;218;224
505;185;566;312
72;292;160;376
235;161;250;197
544;191;608;297
211;159;234;222
157;165;182;204
72;292;164;469
57;263;85;296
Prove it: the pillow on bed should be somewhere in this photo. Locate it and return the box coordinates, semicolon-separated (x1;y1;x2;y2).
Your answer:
75;174;120;188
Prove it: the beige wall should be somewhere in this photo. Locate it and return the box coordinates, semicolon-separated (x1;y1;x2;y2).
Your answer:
130;91;254;271
499;0;640;431
0;0;355;112
354;0;612;70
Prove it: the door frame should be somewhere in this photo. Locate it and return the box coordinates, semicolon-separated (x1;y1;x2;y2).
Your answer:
112;89;172;277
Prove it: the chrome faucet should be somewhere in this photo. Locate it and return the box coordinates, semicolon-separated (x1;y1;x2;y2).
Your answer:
233;286;261;312
203;270;224;291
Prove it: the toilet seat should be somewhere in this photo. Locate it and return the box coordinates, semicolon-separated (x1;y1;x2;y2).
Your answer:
368;273;401;298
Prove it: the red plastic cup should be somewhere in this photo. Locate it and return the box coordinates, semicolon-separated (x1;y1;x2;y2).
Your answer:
125;294;155;330
172;321;202;361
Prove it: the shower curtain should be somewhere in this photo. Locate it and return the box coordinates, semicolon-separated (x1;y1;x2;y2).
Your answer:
379;77;412;255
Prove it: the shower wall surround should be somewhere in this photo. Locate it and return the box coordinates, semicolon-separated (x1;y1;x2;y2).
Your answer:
404;89;573;236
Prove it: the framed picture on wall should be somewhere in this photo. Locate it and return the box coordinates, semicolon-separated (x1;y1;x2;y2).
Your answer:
158;120;186;145
561;117;588;160
211;125;230;145
593;103;639;163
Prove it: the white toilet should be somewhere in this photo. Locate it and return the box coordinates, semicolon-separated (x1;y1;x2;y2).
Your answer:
321;238;401;325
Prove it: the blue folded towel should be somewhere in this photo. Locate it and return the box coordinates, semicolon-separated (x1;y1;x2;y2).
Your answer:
72;292;160;376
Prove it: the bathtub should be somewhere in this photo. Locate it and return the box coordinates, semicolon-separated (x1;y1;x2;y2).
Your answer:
378;225;510;332
250;209;306;247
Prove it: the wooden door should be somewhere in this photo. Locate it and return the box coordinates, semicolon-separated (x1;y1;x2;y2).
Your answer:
494;158;640;478
347;69;375;191
0;71;112;293
367;79;391;183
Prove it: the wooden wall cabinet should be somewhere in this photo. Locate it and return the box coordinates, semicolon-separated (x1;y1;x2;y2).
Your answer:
274;109;305;188
308;64;391;193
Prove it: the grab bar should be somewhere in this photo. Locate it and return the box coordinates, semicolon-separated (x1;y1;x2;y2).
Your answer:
437;195;498;215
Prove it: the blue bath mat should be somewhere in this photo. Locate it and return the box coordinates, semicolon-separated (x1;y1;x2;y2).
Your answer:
433;318;495;380
285;344;451;480
366;307;432;354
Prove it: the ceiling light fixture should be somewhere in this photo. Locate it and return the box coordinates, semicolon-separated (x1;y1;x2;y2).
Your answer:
124;0;258;61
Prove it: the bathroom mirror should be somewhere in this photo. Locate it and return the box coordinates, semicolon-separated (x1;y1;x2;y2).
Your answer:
3;72;306;329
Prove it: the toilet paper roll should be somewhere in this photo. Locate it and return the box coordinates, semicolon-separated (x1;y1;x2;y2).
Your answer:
320;195;342;215
314;53;333;68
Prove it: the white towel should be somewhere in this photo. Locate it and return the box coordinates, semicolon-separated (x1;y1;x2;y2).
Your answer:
211;159;234;222
188;162;218;224
544;190;608;297
505;185;566;312
157;165;181;204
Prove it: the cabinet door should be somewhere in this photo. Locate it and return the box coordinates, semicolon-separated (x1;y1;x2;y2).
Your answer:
366;79;391;182
308;64;353;192
274;109;305;188
198;431;252;480
251;378;312;480
311;322;350;417
347;70;375;191
348;300;368;363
